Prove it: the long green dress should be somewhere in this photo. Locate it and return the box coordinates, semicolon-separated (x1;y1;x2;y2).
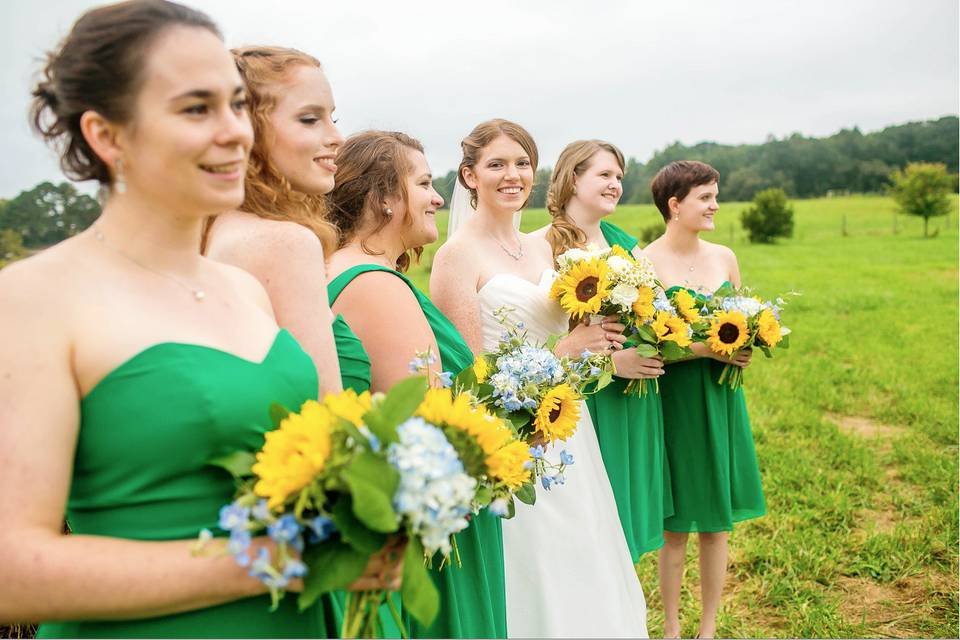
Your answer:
327;269;401;638
660;283;766;533
37;330;337;638
584;220;674;560
329;264;507;639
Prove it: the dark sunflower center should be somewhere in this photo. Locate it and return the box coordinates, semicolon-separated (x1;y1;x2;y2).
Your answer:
575;277;599;302
718;323;740;343
549;406;562;422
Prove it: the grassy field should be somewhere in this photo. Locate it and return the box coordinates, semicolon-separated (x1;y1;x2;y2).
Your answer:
2;195;956;638
409;195;959;638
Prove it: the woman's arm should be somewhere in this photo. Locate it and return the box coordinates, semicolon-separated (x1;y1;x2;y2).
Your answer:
335;271;440;393
0;267;269;623
429;242;484;355
210;221;343;396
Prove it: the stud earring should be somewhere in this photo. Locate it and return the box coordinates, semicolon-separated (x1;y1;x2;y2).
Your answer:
114;159;127;194
385;208;393;217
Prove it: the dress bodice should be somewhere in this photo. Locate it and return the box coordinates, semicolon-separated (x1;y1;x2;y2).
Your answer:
477;269;569;351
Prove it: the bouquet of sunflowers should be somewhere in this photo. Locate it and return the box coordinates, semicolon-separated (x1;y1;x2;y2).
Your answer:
198;377;531;637
453;307;609;510
551;244;695;396
695;283;792;389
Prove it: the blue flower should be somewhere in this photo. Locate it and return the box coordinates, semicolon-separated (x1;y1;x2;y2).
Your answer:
552;473;566;486
282;558;308;579
559;449;574;465
228;528;252;566
541;475;554;491
218;502;250;532
437;371;453;388
307;515;337;543
489;498;509;517
248;546;272;580
252;499;271;522
267;514;301;545
581;349;594;359
516;321;525;329
589;366;601;377
529;445;545;459
359;426;381;452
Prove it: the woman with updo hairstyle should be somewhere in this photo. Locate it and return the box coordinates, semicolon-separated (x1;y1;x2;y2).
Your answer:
326;130;508;639
431;120;649;638
532;139;673;564
0;1;393;635
203;45;345;396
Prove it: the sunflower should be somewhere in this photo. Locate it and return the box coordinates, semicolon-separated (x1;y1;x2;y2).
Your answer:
551;258;610;320
253;399;334;509
321;388;372;428
706;310;749;356
485;440;532;489
756;307;783;347
610;244;634;260
672;288;701;324
533;384;580;443
416;388;529;485
632;286;655;320
472;356;491;384
650;311;692;347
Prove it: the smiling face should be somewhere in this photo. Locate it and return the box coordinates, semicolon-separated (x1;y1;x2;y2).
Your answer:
265;65;343;196
572;149;624;216
119;26;253;216
671;181;719;231
385;148;443;247
462;135;535;214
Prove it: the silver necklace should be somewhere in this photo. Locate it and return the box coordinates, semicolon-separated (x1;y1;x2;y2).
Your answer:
488;229;523;261
669;245;699;273
93;226;207;302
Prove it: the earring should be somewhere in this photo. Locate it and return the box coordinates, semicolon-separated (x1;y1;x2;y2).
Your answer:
672;216;678;221
385;208;393;217
572;187;577;195
114;159;127;194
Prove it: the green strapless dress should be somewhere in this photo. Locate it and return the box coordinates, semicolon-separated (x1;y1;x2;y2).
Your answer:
37;330;337;638
660;284;766;533
327;268;402;637
584;220;674;559
330;264;507;639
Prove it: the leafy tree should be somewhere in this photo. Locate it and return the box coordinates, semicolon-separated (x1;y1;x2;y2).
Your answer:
0;229;26;267
888;162;954;237
741;187;794;243
0;182;100;247
639;223;665;246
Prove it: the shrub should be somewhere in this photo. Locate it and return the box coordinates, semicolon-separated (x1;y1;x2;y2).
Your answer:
741;187;794;243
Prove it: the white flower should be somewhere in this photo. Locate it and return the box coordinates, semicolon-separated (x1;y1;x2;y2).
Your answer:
608;283;639;310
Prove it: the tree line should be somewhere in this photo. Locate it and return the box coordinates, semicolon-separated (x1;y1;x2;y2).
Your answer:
432;115;959;207
1;116;956;262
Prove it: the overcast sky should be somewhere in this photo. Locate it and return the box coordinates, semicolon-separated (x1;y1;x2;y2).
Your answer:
1;0;957;199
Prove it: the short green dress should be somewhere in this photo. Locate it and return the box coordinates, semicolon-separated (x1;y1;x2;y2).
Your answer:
329;264;507;639
660;284;766;533
584;220;674;559
38;330;338;638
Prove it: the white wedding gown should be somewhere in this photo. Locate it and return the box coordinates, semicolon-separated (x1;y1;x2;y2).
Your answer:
478;269;649;638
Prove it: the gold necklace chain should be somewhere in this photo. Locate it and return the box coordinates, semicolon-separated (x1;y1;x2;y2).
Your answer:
93;225;207;302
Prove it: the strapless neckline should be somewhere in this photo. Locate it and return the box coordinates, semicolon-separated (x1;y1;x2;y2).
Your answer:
478;268;555;294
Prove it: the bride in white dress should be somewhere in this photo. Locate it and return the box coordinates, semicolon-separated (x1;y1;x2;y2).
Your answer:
431;119;648;638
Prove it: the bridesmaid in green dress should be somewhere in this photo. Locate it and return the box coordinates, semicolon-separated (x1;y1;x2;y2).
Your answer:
326;131;507;638
532;139;672;562
0;3;389;635
644;160;766;639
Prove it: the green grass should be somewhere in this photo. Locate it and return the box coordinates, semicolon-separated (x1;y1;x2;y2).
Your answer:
410;195;959;638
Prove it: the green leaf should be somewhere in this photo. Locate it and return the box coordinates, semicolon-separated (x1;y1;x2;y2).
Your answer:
505;496;516;519
660;341;689;361
473;484;492;507
453;365;478;392
544;333;562;350
633;343;659;358
635;324;657;343
400;537;439;627
342;452;401;533
332;495;389;553
298;540;370;610
515;482;537;506
364;376;428;446
595;370;614;392
758;345;773;358
207;451;256;479
269;402;291;429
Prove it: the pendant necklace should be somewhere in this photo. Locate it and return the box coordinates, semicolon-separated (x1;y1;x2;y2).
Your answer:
488;229;523;261
93;225;207;302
